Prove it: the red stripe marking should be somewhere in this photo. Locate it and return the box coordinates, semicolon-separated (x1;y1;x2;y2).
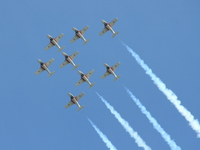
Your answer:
81;77;86;81
76;33;81;38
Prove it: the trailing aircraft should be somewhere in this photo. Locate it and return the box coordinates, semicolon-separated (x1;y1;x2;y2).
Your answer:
75;70;95;88
101;62;121;81
64;92;85;111
45;34;65;52
70;26;90;45
60;51;80;70
35;59;55;77
99;18;119;37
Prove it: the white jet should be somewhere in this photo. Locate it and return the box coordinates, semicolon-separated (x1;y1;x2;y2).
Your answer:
64;92;85;111
45;33;65;52
75;70;95;88
99;18;119;37
101;62;121;81
35;59;55;77
60;51;80;70
70;26;90;45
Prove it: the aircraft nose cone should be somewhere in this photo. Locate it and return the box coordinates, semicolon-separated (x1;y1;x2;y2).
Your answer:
78;70;82;74
72;27;77;31
101;20;106;24
62;52;66;56
37;59;42;63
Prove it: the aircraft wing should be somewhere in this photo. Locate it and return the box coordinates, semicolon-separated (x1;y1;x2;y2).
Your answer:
76;92;85;101
70;51;79;60
60;61;69;68
64;101;74;108
101;72;110;79
99;28;108;36
46;58;54;67
70;36;79;43
45;43;54;50
75;79;84;86
112;62;120;71
81;26;89;35
86;70;94;78
110;18;118;27
55;33;64;42
35;68;44;75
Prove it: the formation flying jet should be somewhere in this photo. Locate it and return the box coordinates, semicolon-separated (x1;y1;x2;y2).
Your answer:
101;62;121;81
99;18;119;37
64;92;85;111
45;33;65;52
35;59;55;77
75;70;95;88
60;51;80;70
70;26;90;45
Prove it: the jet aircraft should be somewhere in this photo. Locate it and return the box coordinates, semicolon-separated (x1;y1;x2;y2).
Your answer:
60;51;80;70
99;18;119;37
70;26;90;45
64;92;85;111
35;59;55;77
75;70;95;88
45;33;65;52
101;62;121;81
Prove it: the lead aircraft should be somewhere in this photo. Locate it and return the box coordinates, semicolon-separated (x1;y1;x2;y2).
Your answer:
45;34;65;52
60;51;80;70
99;18;119;37
75;70;95;88
35;59;55;77
101;62;121;81
70;26;90;45
64;92;85;111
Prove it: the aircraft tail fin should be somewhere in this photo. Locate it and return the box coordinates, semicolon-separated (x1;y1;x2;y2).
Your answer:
114;75;121;81
88;83;96;88
112;31;119;38
48;71;55;77
58;46;65;52
77;105;85;111
83;39;90;45
72;64;80;70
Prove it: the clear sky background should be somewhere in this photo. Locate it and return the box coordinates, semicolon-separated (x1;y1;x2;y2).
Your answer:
0;0;200;150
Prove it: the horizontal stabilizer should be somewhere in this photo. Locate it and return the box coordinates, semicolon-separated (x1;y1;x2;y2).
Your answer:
88;83;96;88
58;46;65;52
77;105;85;111
83;39;90;45
73;64;80;70
112;31;119;38
48;71;55;77
114;75;121;81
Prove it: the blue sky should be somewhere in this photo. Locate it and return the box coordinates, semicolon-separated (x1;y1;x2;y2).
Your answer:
1;0;200;149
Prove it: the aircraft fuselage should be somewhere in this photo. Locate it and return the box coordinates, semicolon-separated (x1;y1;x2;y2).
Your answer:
101;20;115;34
68;93;81;107
104;63;117;78
38;59;50;74
78;71;91;85
47;34;60;48
73;27;86;41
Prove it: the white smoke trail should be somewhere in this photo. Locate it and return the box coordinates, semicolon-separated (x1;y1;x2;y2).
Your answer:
122;42;200;138
125;87;181;150
96;92;151;150
87;118;117;150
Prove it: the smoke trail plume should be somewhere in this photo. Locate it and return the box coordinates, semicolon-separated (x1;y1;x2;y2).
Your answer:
87;118;117;150
96;92;151;150
125;87;181;150
122;42;200;138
